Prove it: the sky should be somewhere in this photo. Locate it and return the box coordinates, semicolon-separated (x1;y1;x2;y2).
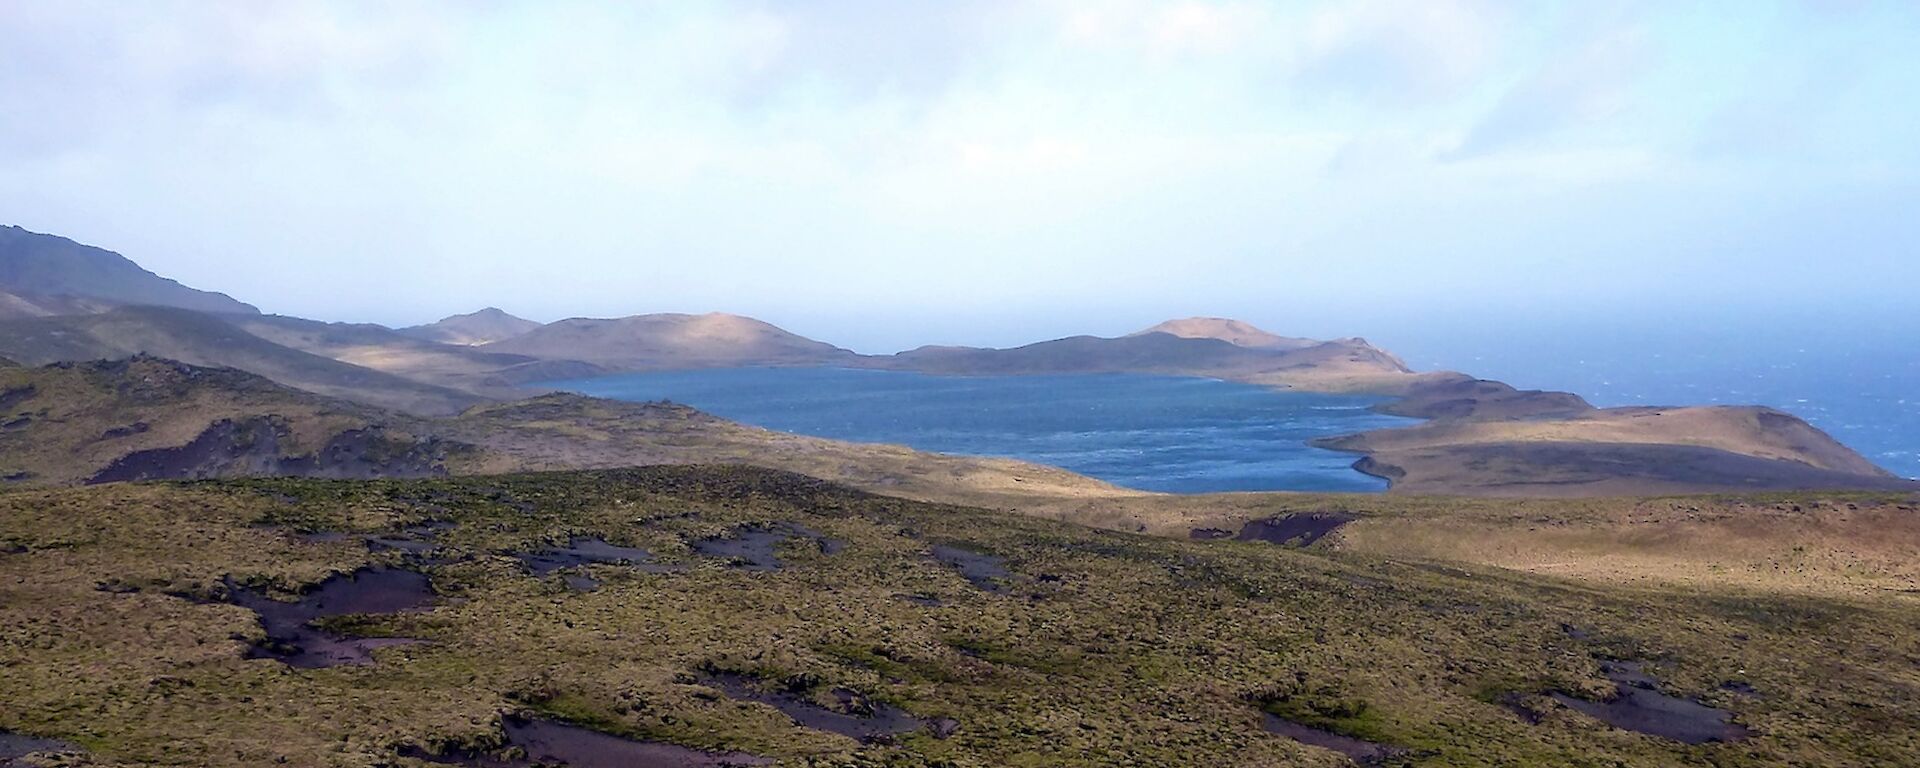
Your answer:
2;0;1916;352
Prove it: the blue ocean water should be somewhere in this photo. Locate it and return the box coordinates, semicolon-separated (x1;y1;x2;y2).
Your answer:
1390;324;1920;480
545;368;1418;493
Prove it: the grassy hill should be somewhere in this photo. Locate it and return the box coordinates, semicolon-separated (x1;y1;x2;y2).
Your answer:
0;357;1123;506
1;468;1917;766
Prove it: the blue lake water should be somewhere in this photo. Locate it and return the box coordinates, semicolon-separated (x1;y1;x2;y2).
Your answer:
545;367;1418;493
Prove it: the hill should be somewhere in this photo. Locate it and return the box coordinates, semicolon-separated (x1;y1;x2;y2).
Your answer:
222;314;604;396
1313;404;1912;496
484;312;857;370
0;225;257;316
0;307;482;415
398;307;543;346
0;357;1123;506
1129;317;1318;349
879;331;1419;383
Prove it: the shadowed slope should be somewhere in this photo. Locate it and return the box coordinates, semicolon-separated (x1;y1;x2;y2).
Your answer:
223;314;605;396
0;225;257;316
0;307;481;415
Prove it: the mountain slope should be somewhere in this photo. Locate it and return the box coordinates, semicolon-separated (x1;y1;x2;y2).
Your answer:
0;225;257;316
0;307;482;415
222;314;604;396
484;312;857;370
398;307;542;346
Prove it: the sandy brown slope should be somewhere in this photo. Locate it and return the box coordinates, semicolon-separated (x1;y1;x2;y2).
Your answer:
1311;402;1910;496
222;314;606;396
0;357;1127;507
484;312;857;370
397;307;543;346
1129;316;1319;349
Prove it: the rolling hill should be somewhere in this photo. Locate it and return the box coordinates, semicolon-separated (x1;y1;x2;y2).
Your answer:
398;307;543;346
0;307;482;415
483;312;858;370
0;356;1123;505
221;313;605;396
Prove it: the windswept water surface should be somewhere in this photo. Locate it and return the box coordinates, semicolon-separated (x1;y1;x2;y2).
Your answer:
545;368;1416;493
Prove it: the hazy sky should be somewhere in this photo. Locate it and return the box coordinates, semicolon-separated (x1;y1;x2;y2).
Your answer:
3;1;1915;351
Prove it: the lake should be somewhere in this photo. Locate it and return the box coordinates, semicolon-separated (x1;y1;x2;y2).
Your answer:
544;367;1418;493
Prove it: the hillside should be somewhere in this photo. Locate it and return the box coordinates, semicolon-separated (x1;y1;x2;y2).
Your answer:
222;314;604;396
0;357;1123;506
0;225;257;316
4;469;1919;765
1313;405;1911;496
398;307;543;346
0;307;482;415
484;312;857;370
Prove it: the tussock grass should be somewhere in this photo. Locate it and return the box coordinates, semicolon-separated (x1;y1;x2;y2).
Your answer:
2;468;1918;766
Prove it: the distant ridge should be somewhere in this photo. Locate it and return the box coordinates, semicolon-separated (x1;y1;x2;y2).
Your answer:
1130;317;1317;350
0;225;258;317
484;312;857;370
399;307;542;346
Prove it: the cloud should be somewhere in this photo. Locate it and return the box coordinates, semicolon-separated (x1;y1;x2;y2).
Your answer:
1444;6;1655;159
1;0;1915;337
1292;0;1508;104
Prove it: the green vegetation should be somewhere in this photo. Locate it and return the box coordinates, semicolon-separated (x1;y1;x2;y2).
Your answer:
4;467;1919;766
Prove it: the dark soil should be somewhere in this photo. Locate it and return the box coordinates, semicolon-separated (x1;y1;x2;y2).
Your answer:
691;524;837;571
930;544;1010;592
515;537;674;578
0;730;80;763
702;672;932;743
406;715;771;767
1547;661;1752;744
226;566;435;668
89;416;453;484
1233;513;1358;548
1261;713;1403;765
